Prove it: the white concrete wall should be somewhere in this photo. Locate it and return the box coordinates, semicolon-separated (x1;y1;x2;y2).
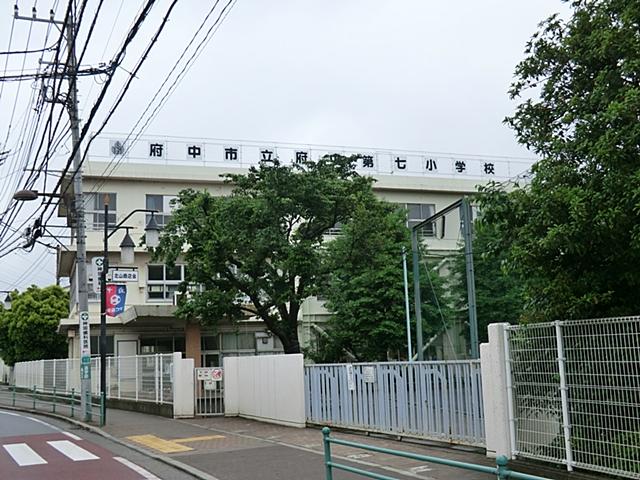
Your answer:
480;323;514;459
172;352;195;418
224;353;305;428
0;358;11;384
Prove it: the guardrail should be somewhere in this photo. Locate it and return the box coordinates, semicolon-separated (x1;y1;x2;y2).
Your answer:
0;385;105;426
321;427;550;480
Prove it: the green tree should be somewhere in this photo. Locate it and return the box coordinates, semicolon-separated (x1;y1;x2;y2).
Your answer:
155;155;373;353
450;218;525;343
479;0;640;321
310;195;452;362
0;285;68;365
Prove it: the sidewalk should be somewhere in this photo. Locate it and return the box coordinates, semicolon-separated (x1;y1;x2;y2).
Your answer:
101;408;501;480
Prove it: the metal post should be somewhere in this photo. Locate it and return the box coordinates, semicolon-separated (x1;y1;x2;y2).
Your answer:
503;327;517;458
32;386;36;409
100;392;106;427
71;388;75;417
402;248;413;361
411;229;424;361
159;356;164;403
154;354;159;403
554;321;574;472
100;200;109;423
496;455;510;480
460;198;479;358
322;427;334;480
52;386;56;413
12;385;15;406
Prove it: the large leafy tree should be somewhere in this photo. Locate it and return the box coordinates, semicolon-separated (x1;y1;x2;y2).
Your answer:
450;218;525;343
0;285;68;365
311;195;452;362
155;155;373;353
479;0;640;321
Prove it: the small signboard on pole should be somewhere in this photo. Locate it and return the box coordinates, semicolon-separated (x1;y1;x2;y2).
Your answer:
79;311;91;379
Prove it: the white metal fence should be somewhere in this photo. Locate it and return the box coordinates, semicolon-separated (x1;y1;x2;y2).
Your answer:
506;317;640;479
305;361;484;446
13;354;174;404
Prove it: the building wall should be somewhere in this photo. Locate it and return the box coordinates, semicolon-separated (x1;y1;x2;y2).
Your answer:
58;160;489;361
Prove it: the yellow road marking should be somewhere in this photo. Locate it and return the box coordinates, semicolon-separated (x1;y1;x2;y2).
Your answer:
174;435;225;443
126;434;194;453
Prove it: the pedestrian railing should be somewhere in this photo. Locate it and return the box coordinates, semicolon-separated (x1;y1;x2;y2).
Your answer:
321;427;550;480
0;384;105;426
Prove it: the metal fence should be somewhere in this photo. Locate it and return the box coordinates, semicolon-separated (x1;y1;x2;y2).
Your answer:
0;385;105;426
13;353;174;404
305;361;484;446
505;317;640;479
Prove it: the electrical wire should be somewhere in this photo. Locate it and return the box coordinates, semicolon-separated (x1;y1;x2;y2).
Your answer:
91;0;237;193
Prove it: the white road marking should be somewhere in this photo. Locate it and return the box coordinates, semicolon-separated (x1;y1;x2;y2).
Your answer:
26;415;62;432
114;457;162;479
0;411;21;417
63;431;83;441
47;440;99;461
410;465;433;473
3;443;47;466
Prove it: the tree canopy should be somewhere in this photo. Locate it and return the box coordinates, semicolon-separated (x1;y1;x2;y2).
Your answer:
155;155;373;353
450;218;525;342
478;0;640;321
0;285;68;365
311;195;452;362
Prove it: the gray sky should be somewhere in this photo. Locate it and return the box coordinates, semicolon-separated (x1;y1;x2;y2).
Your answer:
0;0;570;290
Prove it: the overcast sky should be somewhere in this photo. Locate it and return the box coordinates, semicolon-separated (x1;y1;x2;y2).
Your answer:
0;0;570;291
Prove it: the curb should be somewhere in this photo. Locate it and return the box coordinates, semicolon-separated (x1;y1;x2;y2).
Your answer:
0;404;219;480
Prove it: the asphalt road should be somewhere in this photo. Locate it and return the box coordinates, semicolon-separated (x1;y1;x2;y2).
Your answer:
0;409;198;479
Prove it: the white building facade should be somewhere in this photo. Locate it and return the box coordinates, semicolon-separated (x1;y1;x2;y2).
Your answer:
56;134;531;366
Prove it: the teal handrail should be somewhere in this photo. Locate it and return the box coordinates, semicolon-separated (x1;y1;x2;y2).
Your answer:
321;427;550;480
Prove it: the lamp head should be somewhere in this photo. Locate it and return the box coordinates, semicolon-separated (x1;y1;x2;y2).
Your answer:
144;213;160;248
119;231;135;264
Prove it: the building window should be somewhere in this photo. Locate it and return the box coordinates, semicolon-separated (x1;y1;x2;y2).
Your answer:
146;194;178;228
326;221;343;236
147;264;186;301
140;336;185;354
85;193;116;231
90;335;114;356
406;203;435;237
201;335;219;351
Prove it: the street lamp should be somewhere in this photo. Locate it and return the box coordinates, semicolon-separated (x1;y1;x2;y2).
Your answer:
0;291;13;310
13;189;61;201
100;204;159;422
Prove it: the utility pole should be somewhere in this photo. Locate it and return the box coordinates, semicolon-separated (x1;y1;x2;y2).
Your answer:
401;248;413;361
460;198;479;358
410;231;424;361
15;4;92;420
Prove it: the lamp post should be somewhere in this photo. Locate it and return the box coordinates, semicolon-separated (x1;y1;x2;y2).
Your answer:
0;291;13;310
100;204;159;422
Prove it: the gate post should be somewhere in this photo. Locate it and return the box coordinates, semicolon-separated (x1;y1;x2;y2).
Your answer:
480;323;514;459
172;352;195;418
554;321;574;472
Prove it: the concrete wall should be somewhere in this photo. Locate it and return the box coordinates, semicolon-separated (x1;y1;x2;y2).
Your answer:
224;354;305;428
480;323;513;459
172;353;195;418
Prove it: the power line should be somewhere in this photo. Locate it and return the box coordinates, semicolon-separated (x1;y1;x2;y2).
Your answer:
91;0;237;193
34;0;164;233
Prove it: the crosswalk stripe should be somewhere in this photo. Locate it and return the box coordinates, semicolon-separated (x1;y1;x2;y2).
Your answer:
3;443;47;466
47;440;99;461
63;431;83;441
114;457;162;480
